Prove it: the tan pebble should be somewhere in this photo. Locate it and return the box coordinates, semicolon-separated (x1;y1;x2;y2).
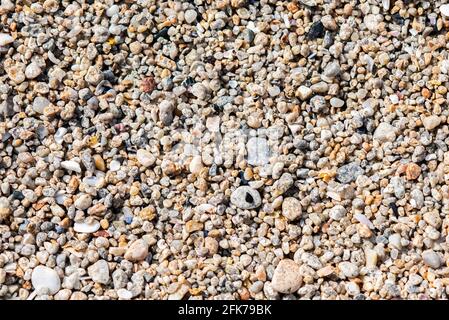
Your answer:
365;249;378;268
185;220;203;233
255;265;266;281
130;185;140;196
100;219;109;229
87;203;107;216
139;206;156;221
124;239;149;262
406;163;421;180
317;265;335;278
204;237;218;255
93;155;105;171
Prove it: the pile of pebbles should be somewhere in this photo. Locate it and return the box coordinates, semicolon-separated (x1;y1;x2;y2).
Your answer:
2;0;449;300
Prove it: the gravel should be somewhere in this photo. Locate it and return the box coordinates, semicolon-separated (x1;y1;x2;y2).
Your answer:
1;0;449;301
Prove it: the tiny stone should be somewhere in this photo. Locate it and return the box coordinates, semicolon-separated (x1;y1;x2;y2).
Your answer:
33;96;50;114
336;163;364;184
247;137;270;166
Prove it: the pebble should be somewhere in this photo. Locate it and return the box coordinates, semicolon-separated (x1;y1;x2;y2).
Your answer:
230;186;262;209
281;197;302;221
87;260;110;285
158;100;175;125
338;262;359;279
336;163;364;184
74;194;92;211
329;205;346;221
117;288;133;300
184;9;197;24
247;137;270;166
0;197;11;220
422;116;441;131
137;149;156;167
271;259;302;294
124;240;149;262
422;250;441;269
441;4;449;17
189;155;204;175
297;86;313;100
61;160;82;173
0;33;13;46
330;97;344;108
31;266;61;295
32;97;50;114
373;123;397;142
25;62;42;79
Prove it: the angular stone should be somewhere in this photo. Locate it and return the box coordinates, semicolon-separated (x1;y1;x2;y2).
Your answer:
87;260;110;284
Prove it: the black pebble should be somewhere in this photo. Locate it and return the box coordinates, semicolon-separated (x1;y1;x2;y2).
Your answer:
182;76;195;87
307;21;325;40
238;171;249;185
12;190;24;200
392;13;405;26
389;202;399;216
154;27;170;41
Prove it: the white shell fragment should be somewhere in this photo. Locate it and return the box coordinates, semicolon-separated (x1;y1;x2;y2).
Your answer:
61;160;82;173
74;220;100;233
